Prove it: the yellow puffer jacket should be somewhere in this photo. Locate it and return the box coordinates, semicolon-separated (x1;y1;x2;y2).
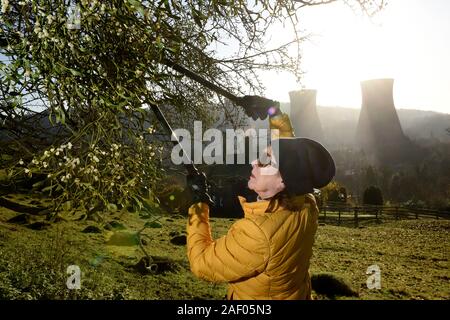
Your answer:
186;112;318;300
186;194;319;300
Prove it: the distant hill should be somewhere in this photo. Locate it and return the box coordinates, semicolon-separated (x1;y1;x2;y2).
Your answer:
282;103;450;148
396;109;450;142
3;105;448;150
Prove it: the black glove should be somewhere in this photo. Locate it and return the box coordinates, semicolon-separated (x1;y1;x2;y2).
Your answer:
186;171;214;206
237;95;281;120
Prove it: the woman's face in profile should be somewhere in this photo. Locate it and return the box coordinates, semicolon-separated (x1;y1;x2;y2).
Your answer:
248;147;285;199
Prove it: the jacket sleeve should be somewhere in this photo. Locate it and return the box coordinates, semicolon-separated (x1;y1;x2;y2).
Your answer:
269;112;295;138
186;203;270;283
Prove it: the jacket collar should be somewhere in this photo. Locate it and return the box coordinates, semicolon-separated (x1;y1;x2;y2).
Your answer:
238;195;308;218
238;196;270;217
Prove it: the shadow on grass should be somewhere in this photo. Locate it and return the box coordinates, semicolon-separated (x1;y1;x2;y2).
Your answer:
311;273;359;299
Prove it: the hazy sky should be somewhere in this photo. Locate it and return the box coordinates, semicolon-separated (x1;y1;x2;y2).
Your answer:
2;1;449;114
261;0;450;114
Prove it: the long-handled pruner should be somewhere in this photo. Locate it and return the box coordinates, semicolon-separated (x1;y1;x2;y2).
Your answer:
143;100;215;205
161;58;281;119
146;59;281;206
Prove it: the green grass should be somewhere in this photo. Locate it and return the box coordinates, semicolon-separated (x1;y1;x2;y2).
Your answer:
0;194;448;300
311;220;449;299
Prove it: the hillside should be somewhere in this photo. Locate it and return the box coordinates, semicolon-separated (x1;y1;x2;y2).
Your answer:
0;193;448;300
398;109;450;142
281;103;450;147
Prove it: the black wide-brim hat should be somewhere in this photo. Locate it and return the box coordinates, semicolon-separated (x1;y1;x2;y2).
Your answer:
271;137;336;196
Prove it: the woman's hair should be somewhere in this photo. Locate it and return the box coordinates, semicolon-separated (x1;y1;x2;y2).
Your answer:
265;190;305;213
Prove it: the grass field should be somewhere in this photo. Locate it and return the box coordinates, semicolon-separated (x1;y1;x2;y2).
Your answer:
0;193;448;300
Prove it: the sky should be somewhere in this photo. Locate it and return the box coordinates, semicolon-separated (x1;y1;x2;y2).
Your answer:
2;1;449;114
260;0;450;114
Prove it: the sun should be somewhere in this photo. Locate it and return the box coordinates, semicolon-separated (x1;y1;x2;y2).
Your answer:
262;3;398;108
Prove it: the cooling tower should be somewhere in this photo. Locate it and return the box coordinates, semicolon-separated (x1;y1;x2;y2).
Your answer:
289;89;325;143
356;79;410;164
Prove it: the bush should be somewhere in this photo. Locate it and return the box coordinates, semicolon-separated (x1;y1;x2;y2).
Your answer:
320;181;348;204
363;186;383;205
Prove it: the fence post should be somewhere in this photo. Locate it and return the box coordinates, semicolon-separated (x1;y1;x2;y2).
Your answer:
324;207;327;223
395;207;399;220
338;209;341;225
354;207;359;227
415;211;418;219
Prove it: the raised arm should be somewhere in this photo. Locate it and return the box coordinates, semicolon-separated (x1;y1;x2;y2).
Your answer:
186;203;269;283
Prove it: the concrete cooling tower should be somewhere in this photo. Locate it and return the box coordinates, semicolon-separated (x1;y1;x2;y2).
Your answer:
289;89;325;143
356;79;411;165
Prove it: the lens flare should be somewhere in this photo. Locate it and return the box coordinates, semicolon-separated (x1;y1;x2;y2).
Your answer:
267;106;277;116
90;255;104;267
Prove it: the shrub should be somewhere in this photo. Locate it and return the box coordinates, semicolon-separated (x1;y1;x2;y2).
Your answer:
363;186;383;205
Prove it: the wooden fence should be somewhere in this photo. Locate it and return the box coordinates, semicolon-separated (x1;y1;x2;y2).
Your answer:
318;202;450;226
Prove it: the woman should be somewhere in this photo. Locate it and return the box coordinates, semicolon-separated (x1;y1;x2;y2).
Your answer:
186;108;335;300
